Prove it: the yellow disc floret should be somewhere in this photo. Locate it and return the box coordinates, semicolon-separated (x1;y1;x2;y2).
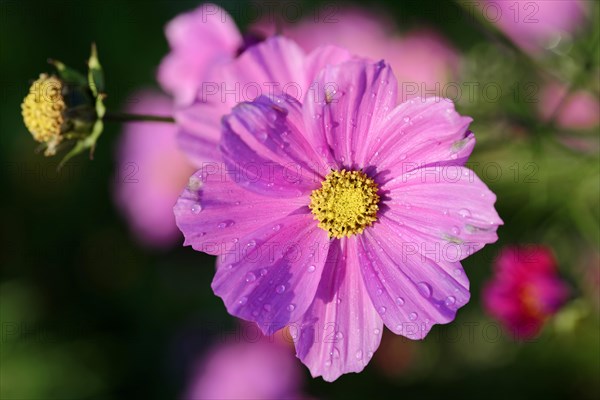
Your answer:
309;169;380;238
21;74;66;156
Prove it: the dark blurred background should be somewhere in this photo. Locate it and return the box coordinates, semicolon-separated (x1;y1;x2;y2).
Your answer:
1;1;598;399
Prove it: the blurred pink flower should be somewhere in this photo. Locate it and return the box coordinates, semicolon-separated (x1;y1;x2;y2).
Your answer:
113;91;195;248
483;245;570;340
479;0;588;53
183;332;305;400
253;8;460;101
158;3;243;105
539;82;600;130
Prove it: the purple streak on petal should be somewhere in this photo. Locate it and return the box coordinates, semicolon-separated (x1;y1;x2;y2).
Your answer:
212;212;330;335
367;97;474;180
381;166;503;259
174;167;307;255
357;223;470;339
220;95;325;197
303;59;398;169
295;239;383;382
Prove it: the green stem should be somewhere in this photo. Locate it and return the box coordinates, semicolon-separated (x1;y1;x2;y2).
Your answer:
104;111;175;123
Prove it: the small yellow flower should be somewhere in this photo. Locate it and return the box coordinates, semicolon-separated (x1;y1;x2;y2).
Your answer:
21;74;67;156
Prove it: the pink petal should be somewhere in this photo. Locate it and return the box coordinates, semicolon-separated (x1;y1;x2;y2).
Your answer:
381;166;503;259
357;221;471;339
174;167;307;255
368;97;474;178
212;212;330;335
158;3;242;105
221;95;325;197
303;59;398;168
175;101;227;167
295;239;383;382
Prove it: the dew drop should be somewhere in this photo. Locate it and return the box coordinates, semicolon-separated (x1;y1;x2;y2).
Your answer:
453;268;463;277
409;312;418;321
191;203;202;214
307;265;316;273
238;296;248;305
445;296;456;306
458;208;471;218
245;272;256;282
272;224;281;232
335;331;344;340
376;288;383;296
417;282;432;298
378;306;387;315
373;328;381;335
246;240;257;248
451;226;460;235
367;351;374;359
259;268;268;277
355;350;363;359
331;348;340;359
276;284;286;294
287;304;296;312
395;297;405;306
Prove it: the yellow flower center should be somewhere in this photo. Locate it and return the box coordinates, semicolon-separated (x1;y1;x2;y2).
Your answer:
309;169;380;238
21;74;66;155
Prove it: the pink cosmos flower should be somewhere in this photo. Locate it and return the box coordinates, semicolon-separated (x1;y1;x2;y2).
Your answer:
158;3;243;105
174;57;502;380
113;91;195;248
478;0;588;53
182;329;304;399
483;245;570;340
253;8;460;102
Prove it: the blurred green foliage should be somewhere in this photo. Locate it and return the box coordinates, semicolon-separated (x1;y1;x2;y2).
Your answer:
1;1;598;399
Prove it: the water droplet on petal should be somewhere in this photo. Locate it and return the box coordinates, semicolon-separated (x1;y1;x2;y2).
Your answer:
238;296;248;305
409;312;418;321
246;240;257;248
355;350;363;359
272;224;281;232
287;304;296;312
307;265;316;273
453;268;463;277
335;332;344;340
191;203;202;214
417;282;432;298
376;288;383;296
395;297;405;306
445;296;456;306
245;272;256;282
458;208;471;218
378;306;387;314
331;348;340;359
276;284;286;294
259;268;268;277
403;116;411;123
373;328;381;335
451;226;460;235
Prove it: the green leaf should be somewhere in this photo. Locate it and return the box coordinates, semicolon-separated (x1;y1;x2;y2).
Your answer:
87;43;104;96
48;59;87;86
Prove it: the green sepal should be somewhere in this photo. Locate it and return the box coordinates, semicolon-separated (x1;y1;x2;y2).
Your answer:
58;94;105;170
87;43;104;96
48;59;87;86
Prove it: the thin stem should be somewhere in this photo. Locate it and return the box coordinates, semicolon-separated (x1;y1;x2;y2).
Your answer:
104;111;175;123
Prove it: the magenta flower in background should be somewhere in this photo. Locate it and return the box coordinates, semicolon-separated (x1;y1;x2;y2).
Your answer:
175;58;502;380
539;82;600;130
479;0;588;53
158;3;243;105
483;245;570;340
183;331;304;400
114;91;195;249
253;8;460;101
